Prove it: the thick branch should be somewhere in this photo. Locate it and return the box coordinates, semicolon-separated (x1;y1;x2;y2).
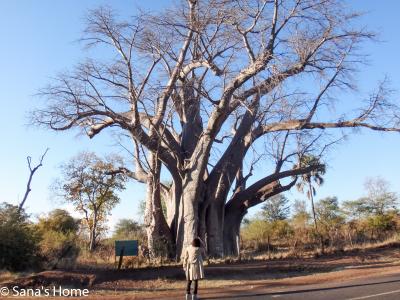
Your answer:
255;119;400;137
227;163;323;209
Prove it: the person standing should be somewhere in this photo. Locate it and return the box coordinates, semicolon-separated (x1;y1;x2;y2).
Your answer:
183;237;206;300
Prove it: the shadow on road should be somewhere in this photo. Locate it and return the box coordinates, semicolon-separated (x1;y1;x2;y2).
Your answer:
203;278;400;299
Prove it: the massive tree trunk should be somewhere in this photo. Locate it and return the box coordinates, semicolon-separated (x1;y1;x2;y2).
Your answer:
173;77;206;258
222;177;302;256
204;101;258;257
223;204;246;256
178;177;201;258
177;134;212;258
165;181;182;246
206;201;226;257
144;153;174;258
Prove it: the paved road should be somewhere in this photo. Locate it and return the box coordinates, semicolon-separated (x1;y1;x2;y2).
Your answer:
204;273;400;300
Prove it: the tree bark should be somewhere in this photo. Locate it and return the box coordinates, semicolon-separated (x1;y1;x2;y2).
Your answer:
89;213;97;252
165;181;182;245
205;201;225;257
223;205;246;256
178;177;201;258
144;153;174;258
308;182;324;254
204;101;258;257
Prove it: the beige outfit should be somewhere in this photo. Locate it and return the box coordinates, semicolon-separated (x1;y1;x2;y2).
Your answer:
183;245;205;280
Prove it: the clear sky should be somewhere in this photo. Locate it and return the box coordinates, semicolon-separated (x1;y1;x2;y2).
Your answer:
1;1;399;231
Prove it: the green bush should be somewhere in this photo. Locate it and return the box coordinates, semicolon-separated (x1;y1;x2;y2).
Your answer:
112;219;146;245
35;209;80;268
241;219;272;251
367;214;396;239
0;203;42;271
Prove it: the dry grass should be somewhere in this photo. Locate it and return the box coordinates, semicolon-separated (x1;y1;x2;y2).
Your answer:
343;234;400;252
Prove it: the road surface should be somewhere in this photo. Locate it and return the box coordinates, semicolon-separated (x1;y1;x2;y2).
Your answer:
205;273;400;300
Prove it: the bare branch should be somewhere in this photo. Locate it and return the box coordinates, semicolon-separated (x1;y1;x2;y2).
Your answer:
19;148;49;211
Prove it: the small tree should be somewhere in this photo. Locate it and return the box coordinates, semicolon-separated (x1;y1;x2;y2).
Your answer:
343;177;398;241
363;177;398;216
342;199;370;221
261;194;290;223
260;194;291;255
53;152;127;251
296;156;326;253
291;199;312;250
315;197;345;248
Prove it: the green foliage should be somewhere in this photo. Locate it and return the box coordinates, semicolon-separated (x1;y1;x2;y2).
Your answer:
241;216;294;251
36;209;80;267
54;152;126;213
241;218;271;251
112;218;146;244
367;214;396;233
241;180;399;256
316;197;344;226
261;194;290;222
241;219;271;242
315;197;345;247
296;156;325;194
53;152;127;250
0;203;42;271
291;199;311;227
270;219;293;240
36;209;79;234
342;178;398;222
342;199;370;220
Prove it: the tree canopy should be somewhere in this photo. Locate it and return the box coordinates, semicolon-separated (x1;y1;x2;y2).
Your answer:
52;152;127;251
33;0;400;258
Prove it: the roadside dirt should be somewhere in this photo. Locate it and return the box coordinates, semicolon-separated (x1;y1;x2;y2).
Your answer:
3;243;400;299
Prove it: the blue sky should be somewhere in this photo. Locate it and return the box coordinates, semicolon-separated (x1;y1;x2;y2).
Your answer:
1;1;399;230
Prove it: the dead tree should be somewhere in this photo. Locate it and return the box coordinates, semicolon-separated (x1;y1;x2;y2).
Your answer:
33;0;400;258
18;148;49;212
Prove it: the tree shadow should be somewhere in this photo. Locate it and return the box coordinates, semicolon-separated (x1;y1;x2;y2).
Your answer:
203;278;400;299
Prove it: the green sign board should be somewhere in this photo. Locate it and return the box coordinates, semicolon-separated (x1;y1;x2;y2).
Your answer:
115;240;138;256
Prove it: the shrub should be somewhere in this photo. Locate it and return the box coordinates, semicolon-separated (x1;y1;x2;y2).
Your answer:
367;214;396;239
112;219;146;245
0;203;42;271
35;209;80;268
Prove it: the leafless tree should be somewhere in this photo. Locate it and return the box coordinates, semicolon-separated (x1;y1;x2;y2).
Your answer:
33;0;400;258
18;148;49;212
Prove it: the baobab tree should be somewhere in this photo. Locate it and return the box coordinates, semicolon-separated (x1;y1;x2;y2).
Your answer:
33;0;400;258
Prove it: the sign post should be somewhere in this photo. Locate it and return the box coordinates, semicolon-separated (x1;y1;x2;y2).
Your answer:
114;240;138;270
